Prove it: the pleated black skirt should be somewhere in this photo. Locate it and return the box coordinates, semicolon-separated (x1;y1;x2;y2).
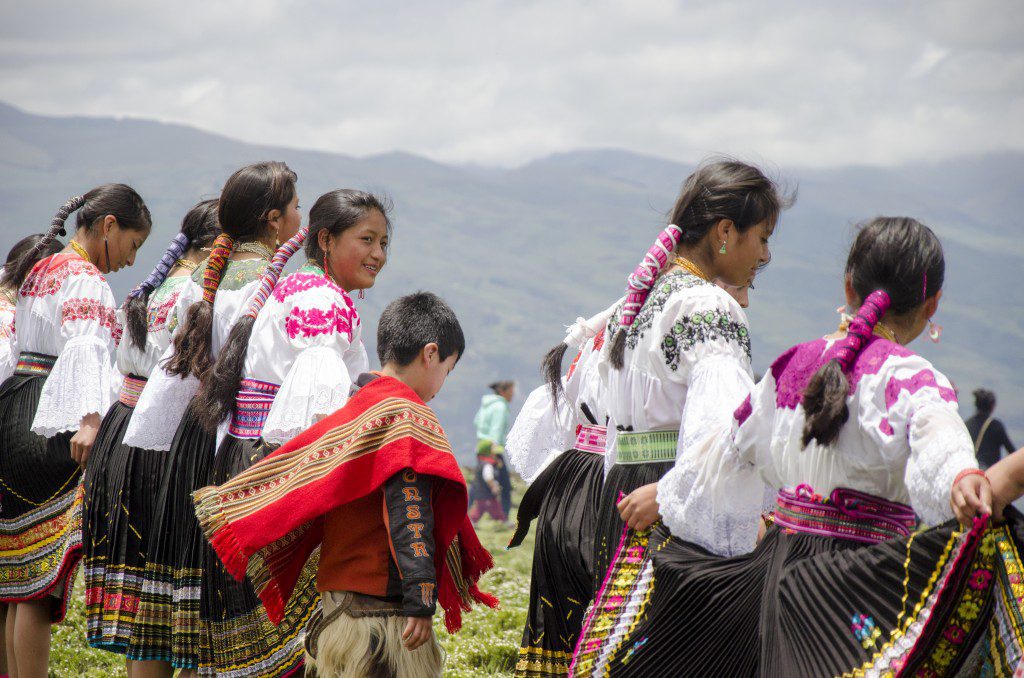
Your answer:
601;511;1024;677
83;398;165;653
509;449;605;677
199;434;315;677
129;401;216;666
0;373;81;622
592;460;673;592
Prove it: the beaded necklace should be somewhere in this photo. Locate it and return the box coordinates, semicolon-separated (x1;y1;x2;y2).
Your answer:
672;255;710;281
69;239;92;264
174;258;200;272
235;241;274;260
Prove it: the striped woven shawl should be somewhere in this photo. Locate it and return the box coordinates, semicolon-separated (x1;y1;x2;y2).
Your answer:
193;375;497;632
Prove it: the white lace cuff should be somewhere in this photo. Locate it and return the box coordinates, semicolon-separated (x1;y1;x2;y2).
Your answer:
657;425;765;557
123;365;199;451
31;335;116;437
261;345;351;446
506;383;576;482
905;402;977;525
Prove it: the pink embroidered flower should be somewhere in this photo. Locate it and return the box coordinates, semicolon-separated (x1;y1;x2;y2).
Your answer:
20;255;104;298
604;595;624;610
884;369;957;410
734;394;753;425
147;290;181;331
968;568;993;591
285;305;354;341
62;298;121;344
625;545;644;563
878;417;894;436
942;624;965;645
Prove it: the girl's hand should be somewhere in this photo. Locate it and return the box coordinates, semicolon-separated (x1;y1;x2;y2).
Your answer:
70;412;101;468
950;471;992;526
617;482;661;530
402;616;432;651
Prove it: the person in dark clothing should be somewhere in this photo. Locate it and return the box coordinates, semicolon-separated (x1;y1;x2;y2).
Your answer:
965;388;1015;468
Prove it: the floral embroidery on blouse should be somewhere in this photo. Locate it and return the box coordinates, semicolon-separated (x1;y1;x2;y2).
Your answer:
608;271;710;350
660;308;751;370
285;305;354;341
19;255;105;299
62;297;122;345
190;258;269;292
272;263;343;302
147;290;182;332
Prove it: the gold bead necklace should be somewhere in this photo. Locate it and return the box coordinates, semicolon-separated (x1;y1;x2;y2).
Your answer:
174;258;199;272
235;241;275;260
69;239;92;263
672;255;710;281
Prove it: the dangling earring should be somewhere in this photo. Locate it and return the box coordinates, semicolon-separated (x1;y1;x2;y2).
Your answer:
928;319;942;343
719;241;727;255
358;289;365;300
322;253;331;278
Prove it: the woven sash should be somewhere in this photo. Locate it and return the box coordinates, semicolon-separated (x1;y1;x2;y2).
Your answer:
118;374;148;408
575;424;607;454
614;429;678;464
14;351;57;376
774;484;917;545
228;378;281;439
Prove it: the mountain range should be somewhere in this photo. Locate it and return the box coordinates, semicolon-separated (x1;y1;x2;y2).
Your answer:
2;100;1021;461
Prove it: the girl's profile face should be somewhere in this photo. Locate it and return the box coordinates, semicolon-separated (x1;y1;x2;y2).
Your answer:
102;217;150;273
324;209;389;293
722;220;772;288
276;193;302;243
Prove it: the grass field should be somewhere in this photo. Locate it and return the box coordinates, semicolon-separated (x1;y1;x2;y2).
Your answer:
50;486;532;677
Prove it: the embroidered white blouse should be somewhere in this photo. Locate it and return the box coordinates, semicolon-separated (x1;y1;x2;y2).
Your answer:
506;304;617;483
243;262;368;446
115;273;196;380
124;258;269;451
0;292;17;384
14;253;122;437
599;270;755;476
658;335;979;557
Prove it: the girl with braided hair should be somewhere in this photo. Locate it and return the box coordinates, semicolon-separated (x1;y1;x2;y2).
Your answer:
594;217;1005;677
191;188;388;677
81;199;219;668
566;159;788;675
0;184;151;678
127;162;298;678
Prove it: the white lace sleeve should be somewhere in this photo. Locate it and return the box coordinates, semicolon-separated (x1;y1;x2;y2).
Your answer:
905;403;977;525
32;334;117;436
506;382;576;482
32;274;120;436
261;345;353;446
122;345;199;451
883;362;974;525
656;353;761;556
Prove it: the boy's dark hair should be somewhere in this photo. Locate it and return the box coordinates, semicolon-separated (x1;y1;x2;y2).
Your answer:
801;216;945;448
974;389;996;416
377;292;465;367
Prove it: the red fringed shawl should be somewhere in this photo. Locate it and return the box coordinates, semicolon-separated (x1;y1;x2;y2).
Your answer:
193;375;498;632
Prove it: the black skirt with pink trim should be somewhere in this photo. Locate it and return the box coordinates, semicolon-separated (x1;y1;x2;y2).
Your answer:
508;426;607;677
0;355;82;623
573;486;1024;677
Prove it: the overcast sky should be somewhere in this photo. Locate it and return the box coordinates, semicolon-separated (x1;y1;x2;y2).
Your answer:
2;0;1021;167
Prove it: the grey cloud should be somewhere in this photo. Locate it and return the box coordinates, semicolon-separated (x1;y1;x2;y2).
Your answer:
1;0;1021;166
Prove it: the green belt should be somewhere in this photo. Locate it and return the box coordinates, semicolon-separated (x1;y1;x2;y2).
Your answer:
614;430;679;464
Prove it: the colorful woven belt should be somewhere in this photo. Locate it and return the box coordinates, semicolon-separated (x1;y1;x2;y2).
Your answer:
614;429;678;465
774;484;917;545
118;374;148;408
575;424;607;454
228;378;281;439
14;351;57;376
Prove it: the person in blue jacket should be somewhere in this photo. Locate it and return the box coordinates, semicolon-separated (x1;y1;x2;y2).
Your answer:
475;380;515;517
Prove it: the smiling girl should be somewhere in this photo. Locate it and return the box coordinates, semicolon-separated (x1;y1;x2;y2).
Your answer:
191;188;390;677
0;185;151;678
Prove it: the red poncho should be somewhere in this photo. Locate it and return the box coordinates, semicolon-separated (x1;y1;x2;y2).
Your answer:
193;375;497;632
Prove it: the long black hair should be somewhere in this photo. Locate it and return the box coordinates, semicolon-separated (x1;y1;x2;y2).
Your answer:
193;188;390;432
801;217;945;448
9;184;151;289
2;234;64;290
123;199;220;351
164;162;296;381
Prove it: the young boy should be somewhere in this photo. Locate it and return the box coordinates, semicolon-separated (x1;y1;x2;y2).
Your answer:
193;292;497;677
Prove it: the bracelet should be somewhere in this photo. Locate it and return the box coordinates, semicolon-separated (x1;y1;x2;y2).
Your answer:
953;468;989;487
